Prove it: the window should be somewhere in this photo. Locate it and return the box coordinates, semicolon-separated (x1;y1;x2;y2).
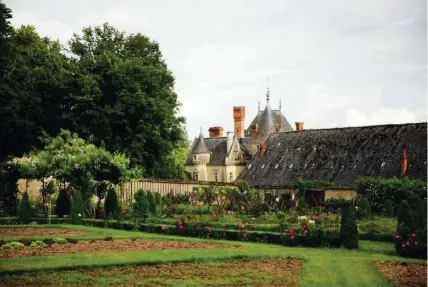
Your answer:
229;172;233;182
193;172;199;181
214;172;218;182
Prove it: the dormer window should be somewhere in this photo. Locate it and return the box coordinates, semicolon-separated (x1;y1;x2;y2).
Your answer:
193;154;196;160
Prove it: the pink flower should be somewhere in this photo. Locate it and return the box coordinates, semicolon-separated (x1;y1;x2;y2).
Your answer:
395;234;400;240
290;235;295;240
304;230;308;235
303;225;307;229
183;220;189;224
276;223;281;228
242;233;248;238
238;223;244;228
161;224;167;230
178;225;183;229
414;242;418;245
170;213;174;217
100;208;104;213
289;229;295;234
411;233;416;237
120;209;126;216
401;243;406;248
406;242;410;246
252;226;257;231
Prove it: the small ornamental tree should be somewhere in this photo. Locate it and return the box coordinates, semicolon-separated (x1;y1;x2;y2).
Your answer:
383;199;394;217
357;196;371;219
17;192;32;224
55;189;71;218
70;190;85;224
105;186;119;218
133;189;149;221
146;190;156;215
340;203;359;249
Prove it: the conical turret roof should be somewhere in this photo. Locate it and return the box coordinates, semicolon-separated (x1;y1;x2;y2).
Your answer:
258;104;276;140
192;132;210;154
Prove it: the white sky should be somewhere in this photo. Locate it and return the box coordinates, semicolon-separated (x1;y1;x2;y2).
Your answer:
5;0;427;140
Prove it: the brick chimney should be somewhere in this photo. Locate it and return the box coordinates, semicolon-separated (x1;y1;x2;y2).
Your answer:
251;123;258;139
233;106;245;137
295;122;304;131
260;143;267;156
400;146;407;177
209;126;224;138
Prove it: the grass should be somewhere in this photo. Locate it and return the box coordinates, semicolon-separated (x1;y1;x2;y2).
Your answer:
0;224;426;286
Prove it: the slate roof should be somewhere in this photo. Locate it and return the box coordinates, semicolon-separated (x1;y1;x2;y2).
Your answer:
186;137;252;166
236;123;427;187
192;133;210;154
244;107;293;139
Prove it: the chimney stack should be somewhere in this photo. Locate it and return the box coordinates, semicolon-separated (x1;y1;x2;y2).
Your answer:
295;122;304;131
209;126;224;138
400;146;407;177
233;106;245;137
226;132;234;153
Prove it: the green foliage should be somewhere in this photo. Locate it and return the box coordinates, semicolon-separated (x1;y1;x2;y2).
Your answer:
53;237;67;244
340;203;359;249
0;162;22;216
297;181;306;208
356;177;427;214
55;189;71;218
133;189;149;220
30;240;47;248
324;198;352;212
146;191;156;215
105;186;119;218
154;192;161;205
356;196;371;219
70;190;85;224
17;192;32;224
2;241;25;249
396;201;415;231
382;199;394;217
173;204;213;215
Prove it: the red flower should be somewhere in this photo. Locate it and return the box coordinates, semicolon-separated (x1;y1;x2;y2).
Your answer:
178;225;183;229
411;233;416;237
276;223;281;228
401;243;406;248
210;214;217;220
243;233;248;238
290;235;295;240
289;229;295;234
252;226;257;231
183;220;189;224
304;230;308;235
395;234;400;240
415;242;418;245
303;225;307;229
161;224;167;230
170;213;174;217
120;209;126;216
238;223;244;228
406;242;410;246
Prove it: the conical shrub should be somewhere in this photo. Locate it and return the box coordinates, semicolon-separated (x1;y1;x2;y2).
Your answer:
105;186;119;218
357;196;371;219
17;192;32;224
70;190;85;224
133;189;149;220
340;202;359;249
146;190;156;215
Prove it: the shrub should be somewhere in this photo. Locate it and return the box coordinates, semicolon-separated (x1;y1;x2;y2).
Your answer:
18;239;32;246
70;190;85;224
105;187;119;218
357;196;371;219
382;199;394;217
42;239;54;246
356;177;427;214
2;242;25;249
324;198;351;212
340;203;359;249
146;191;157;215
53;237;67;244
133;189;149;220
17;192;32;224
30;240;48;248
0;162;21;216
155;192;162;205
56;189;71;218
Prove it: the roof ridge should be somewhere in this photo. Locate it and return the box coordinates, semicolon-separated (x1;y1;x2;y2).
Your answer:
275;122;427;134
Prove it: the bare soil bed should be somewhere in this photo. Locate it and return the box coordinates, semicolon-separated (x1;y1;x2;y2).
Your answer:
0;238;240;258
375;261;427;287
0;227;89;238
0;259;304;286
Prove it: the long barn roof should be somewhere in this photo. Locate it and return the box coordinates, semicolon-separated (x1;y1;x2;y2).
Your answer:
236;122;427;187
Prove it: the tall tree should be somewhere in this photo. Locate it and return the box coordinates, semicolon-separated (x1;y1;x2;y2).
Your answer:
65;23;186;176
0;20;71;161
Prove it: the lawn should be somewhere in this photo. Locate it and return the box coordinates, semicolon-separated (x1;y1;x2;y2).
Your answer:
0;224;426;287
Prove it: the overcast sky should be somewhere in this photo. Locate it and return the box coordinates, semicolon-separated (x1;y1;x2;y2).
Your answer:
5;0;427;140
